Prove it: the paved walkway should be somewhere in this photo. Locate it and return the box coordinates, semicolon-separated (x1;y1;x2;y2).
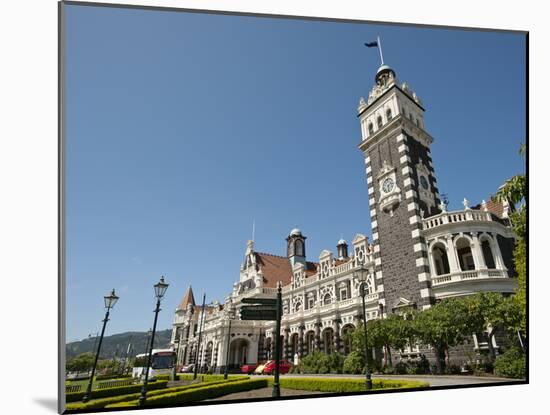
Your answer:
206;388;327;401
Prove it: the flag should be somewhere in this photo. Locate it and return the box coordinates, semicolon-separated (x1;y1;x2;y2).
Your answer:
364;41;378;48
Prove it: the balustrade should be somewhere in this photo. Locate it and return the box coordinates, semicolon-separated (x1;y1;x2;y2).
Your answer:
423;209;493;230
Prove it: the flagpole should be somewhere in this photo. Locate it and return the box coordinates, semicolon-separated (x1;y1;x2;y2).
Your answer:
377;35;384;65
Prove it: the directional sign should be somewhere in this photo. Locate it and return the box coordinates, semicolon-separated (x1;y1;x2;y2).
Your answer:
241;298;277;306
240;306;277;321
241;304;277;311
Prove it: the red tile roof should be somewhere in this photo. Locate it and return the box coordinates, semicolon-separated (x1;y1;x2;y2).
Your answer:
255;252;293;287
472;197;511;219
177;286;195;310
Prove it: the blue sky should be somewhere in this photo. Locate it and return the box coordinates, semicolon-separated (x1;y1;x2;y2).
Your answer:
64;4;526;342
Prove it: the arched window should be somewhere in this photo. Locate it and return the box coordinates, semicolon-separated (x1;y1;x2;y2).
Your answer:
377;115;383;129
295;239;304;256
480;238;496;269
294;302;302;312
368;122;374;135
322;328;334;354
341;325;355;355
323;293;332;305
386;108;392;121
456;238;475;271
432;243;450;275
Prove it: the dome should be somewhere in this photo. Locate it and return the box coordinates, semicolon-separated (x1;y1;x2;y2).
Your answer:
289;228;302;236
337;238;347;245
375;64;396;82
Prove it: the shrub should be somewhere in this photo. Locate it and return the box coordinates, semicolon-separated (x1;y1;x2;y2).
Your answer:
297;351;343;374
275;377;429;393
65;380;168;403
393;361;408;374
445;364;462;375
106;378;268;407
95;374;131;381
494;347;526;379
343;351;365;374
65;378;247;411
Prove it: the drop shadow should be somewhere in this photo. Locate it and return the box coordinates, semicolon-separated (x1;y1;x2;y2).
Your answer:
34;397;58;413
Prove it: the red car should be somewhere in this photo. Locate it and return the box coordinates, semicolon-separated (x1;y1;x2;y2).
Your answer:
240;364;258;374
262;360;293;375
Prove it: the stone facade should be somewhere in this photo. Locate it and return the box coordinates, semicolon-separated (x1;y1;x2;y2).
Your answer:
171;62;518;373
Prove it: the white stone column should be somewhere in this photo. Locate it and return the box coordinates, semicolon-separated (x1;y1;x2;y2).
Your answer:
491;234;507;270
471;233;487;270
427;242;437;276
446;236;460;273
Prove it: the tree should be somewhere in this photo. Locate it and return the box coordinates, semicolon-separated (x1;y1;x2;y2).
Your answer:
466;292;523;362
348;314;416;369
494;143;527;340
414;298;484;373
66;352;95;374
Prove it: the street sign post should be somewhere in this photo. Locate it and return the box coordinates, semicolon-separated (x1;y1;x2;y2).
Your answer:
273;283;282;398
236;288;282;398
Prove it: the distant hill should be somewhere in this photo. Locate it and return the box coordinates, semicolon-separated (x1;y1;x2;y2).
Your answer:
66;329;173;359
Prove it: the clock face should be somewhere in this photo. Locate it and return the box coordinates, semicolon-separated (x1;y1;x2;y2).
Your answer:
382;177;395;193
420;175;429;190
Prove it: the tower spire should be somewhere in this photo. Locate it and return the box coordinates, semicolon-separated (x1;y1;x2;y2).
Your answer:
377;35;384;65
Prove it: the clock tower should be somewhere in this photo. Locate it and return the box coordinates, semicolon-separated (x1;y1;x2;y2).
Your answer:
357;63;441;312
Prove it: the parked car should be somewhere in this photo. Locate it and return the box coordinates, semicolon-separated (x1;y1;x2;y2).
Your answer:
253;363;267;375
262;360;293;375
178;364;195;373
240;364;258;374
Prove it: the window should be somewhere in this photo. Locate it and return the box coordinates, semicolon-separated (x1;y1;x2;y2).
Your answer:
307;295;315;309
481;239;496;269
323;293;332;305
295;302;302;312
377;115;383;129
295;239;304;256
368;122;374;135
456;238;476;271
386;108;392;121
340;289;348;301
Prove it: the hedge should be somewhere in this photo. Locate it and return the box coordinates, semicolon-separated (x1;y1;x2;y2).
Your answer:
177;374;247;382
65;380;168;403
106;378;268;408
65;377;247;411
270;377;429;393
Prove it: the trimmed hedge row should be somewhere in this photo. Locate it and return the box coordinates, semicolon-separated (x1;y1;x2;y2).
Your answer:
177;374;247;382
65;377;247;411
272;377;429;392
106;378;268;408
65;380;168;403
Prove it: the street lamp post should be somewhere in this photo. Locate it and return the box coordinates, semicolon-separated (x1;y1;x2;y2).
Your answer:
82;289;119;403
357;265;373;390
193;293;206;380
172;336;180;380
138;276;169;407
223;299;235;380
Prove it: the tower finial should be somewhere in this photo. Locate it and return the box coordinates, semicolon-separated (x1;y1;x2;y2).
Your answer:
365;36;384;66
377;35;384;65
